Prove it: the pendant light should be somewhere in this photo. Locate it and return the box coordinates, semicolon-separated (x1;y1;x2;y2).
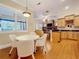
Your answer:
23;0;31;17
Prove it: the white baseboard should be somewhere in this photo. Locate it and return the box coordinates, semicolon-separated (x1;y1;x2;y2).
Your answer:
0;43;11;49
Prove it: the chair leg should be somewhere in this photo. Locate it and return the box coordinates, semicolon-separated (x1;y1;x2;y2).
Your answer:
32;54;35;59
9;47;14;55
34;47;36;53
18;57;20;59
43;46;47;54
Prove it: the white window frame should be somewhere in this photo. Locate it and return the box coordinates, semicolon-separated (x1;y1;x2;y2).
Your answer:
0;4;28;33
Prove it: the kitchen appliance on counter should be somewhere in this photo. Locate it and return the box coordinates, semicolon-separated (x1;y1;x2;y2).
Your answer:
42;23;58;33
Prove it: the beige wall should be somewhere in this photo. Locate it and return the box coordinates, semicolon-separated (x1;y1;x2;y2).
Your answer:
0;32;27;45
28;17;36;32
0;4;36;46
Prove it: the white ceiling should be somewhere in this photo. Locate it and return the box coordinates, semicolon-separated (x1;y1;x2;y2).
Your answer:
1;0;79;22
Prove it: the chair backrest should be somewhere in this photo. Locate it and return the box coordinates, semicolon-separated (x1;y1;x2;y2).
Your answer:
35;30;44;37
9;34;16;42
36;34;47;46
16;40;34;57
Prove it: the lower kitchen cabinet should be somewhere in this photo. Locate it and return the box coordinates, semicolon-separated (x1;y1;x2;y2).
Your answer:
52;32;60;43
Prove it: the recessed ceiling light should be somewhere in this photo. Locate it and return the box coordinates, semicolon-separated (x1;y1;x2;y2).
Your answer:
37;2;41;5
65;6;69;10
61;0;65;2
45;10;49;13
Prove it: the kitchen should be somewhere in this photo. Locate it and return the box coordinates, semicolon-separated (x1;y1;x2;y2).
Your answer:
0;0;79;59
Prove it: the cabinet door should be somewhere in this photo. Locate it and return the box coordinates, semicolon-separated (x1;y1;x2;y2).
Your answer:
74;17;79;27
76;32;79;40
61;32;67;39
57;19;65;27
52;32;60;43
73;32;77;40
67;32;78;40
67;32;73;39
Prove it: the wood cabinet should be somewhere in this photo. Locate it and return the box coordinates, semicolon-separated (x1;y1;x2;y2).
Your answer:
61;32;67;39
52;31;79;44
74;16;79;27
62;32;78;40
56;15;79;28
61;32;75;40
57;18;65;27
52;32;60;43
73;32;77;40
67;32;73;39
76;32;79;41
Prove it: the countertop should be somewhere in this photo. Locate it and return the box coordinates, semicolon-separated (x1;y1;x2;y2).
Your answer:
52;27;79;32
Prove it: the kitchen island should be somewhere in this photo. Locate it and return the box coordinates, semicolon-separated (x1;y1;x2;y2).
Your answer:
51;29;79;43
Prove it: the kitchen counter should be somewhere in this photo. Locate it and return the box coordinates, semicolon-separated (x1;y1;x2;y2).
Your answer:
51;29;79;43
52;28;79;31
52;30;79;32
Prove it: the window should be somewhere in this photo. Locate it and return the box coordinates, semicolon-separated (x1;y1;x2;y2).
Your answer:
16;21;26;31
0;23;1;31
0;18;27;32
0;5;28;32
36;23;43;30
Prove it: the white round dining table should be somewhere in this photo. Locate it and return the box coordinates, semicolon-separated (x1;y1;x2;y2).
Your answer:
16;34;39;41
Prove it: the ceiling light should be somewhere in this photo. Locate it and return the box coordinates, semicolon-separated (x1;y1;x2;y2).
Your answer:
23;12;31;17
65;6;69;10
61;0;65;2
23;0;31;17
37;2;41;5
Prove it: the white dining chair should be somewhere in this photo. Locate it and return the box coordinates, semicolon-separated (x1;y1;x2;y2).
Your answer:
16;40;35;59
30;32;37;36
9;34;17;55
36;34;47;54
29;32;40;53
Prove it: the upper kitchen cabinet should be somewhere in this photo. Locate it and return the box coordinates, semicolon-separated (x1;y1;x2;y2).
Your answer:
55;14;79;28
65;15;75;20
57;18;65;28
74;15;79;27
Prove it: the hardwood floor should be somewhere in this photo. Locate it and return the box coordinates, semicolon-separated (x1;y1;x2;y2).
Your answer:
0;39;79;59
46;40;79;59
